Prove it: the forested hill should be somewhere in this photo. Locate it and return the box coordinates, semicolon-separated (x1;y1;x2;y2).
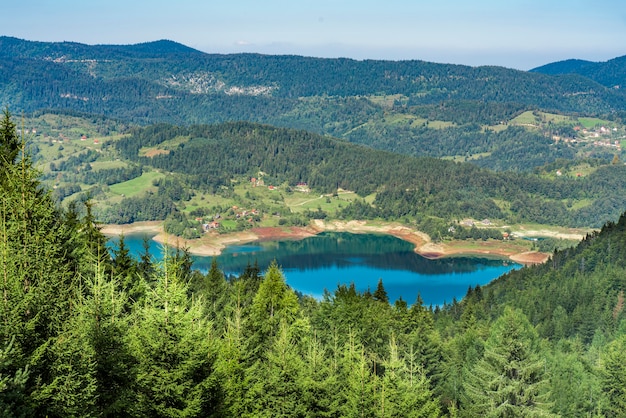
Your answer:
434;208;626;415
531;54;626;89
3;109;626;416
2;36;626;123
475;210;626;343
113;121;626;228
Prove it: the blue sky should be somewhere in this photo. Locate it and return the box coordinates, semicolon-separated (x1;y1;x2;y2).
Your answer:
3;0;626;69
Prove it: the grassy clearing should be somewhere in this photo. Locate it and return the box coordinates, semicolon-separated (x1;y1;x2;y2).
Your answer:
287;192;357;215
139;135;190;156
427;120;455;129
90;160;127;171
368;94;407;107
483;124;508;133
363;193;377;204
109;171;164;197
409;118;429;128
492;199;511;211
510;111;540;125
578;117;611;129
544;113;574;124
506;222;592;237
443;238;534;255
444;152;492;163
384;113;416;125
563;163;599;177
183;193;238;213
220;220;238;229
510;111;574;127
567;198;593;210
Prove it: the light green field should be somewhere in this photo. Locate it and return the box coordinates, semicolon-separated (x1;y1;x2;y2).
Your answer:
482;124;508;133
139;135;189;156
444;152;492;163
220;220;238;229
563;163;599;177
578;117;611;129
510;111;541;125
284;190;361;215
368;94;408;107
90;160;127;171
567;199;593;210
109;171;164;197
426;120;455;129
409;118;429;128
510;111;574;127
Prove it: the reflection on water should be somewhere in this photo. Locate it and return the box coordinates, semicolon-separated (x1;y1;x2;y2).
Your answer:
108;232;519;306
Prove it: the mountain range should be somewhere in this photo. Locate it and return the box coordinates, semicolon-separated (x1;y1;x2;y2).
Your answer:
3;36;626;175
2;36;626;123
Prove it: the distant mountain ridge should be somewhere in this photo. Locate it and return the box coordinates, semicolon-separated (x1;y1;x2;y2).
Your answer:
2;36;625;118
531;55;626;89
2;36;626;174
0;36;202;59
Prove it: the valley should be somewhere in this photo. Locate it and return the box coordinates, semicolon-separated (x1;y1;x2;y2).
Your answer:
4;36;626;416
25;110;603;264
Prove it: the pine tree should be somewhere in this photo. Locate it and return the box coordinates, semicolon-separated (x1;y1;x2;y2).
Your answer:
126;256;218;417
0;336;30;417
112;234;135;279
0;107;20;170
600;334;626;416
301;334;336;418
137;235;155;282
202;258;228;327
461;307;554;417
548;340;599;416
379;334;441;417
338;332;377;418
79;199;112;274
0;110;83;414
112;234;143;309
373;278;389;304
246;260;300;359
246;321;307;417
32;259;134;417
215;304;246;417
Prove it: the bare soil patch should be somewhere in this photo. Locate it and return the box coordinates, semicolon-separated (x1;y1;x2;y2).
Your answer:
144;148;170;157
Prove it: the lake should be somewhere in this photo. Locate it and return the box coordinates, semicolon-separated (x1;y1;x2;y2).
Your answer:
107;232;519;306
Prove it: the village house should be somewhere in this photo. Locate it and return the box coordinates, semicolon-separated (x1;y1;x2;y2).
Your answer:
296;182;310;192
202;221;220;232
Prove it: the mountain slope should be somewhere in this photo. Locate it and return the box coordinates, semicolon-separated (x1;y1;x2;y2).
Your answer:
3;37;626;175
530;59;596;75
531;55;626;89
2;36;626;117
0;36;202;59
479;210;626;342
100;121;626;228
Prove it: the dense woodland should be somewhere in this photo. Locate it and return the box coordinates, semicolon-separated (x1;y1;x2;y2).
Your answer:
3;102;626;417
101;121;626;230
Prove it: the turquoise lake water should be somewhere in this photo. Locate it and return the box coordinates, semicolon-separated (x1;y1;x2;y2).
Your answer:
107;232;519;306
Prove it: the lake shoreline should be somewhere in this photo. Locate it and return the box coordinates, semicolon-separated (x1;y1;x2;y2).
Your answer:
100;219;552;265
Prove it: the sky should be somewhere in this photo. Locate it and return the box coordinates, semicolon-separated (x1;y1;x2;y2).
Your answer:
3;0;626;70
